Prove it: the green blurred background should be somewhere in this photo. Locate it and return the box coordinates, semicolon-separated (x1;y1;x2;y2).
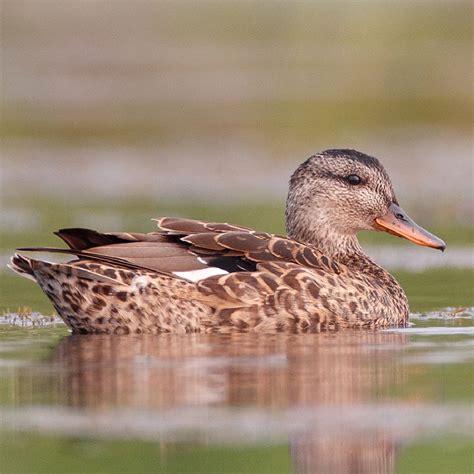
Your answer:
2;1;473;216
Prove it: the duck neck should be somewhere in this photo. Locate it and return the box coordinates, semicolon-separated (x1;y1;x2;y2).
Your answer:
287;225;366;264
285;203;369;264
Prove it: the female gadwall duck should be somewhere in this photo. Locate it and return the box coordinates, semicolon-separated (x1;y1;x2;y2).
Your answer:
10;149;445;334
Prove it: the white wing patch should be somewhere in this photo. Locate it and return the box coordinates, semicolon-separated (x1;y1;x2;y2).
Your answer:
131;275;153;291
173;267;228;282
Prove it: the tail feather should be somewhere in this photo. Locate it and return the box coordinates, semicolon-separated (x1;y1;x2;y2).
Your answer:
9;252;204;334
8;254;37;282
14;246;165;275
10;253;124;284
55;228;126;251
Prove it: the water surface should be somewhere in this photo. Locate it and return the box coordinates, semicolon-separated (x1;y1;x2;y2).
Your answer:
0;310;472;473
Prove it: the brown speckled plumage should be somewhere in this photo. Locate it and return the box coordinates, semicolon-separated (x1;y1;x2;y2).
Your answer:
9;149;445;334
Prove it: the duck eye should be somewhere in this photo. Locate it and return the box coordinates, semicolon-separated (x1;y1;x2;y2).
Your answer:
346;174;362;185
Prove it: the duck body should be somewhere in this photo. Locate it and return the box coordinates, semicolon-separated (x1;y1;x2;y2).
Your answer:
9;149;445;334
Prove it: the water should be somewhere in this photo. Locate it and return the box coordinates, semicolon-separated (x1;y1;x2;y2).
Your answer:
0;310;472;473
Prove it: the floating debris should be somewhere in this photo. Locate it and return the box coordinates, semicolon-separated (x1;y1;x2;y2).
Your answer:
0;311;65;328
410;307;474;320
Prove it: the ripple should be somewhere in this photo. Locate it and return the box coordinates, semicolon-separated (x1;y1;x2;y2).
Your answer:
0;404;470;444
385;327;474;335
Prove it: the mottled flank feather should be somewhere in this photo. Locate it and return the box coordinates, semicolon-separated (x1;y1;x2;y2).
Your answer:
9;149;416;334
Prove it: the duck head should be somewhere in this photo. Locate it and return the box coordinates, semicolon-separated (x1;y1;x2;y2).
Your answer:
286;149;445;259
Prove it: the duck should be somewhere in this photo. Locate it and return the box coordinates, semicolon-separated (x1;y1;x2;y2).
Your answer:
9;149;445;334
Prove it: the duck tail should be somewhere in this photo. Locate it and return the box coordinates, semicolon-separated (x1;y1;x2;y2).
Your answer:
8;254;37;282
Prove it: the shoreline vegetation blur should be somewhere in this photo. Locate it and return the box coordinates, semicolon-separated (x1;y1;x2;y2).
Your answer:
2;2;472;141
2;2;472;225
1;198;473;250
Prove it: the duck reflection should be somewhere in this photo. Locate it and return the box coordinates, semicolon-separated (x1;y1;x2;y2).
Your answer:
291;431;396;474
51;331;407;473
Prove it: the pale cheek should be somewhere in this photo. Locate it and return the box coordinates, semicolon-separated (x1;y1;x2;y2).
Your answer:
362;191;387;215
349;193;386;228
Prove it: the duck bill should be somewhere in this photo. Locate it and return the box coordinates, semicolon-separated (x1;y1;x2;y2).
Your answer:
373;203;446;251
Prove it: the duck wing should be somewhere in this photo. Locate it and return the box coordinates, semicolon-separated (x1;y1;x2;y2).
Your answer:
153;218;350;331
30;217;342;282
158;217;343;274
